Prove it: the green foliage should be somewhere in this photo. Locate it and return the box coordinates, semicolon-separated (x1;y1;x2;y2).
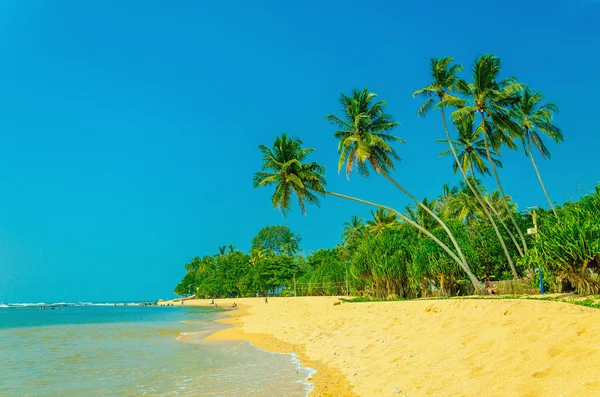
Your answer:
251;225;302;256
521;187;600;293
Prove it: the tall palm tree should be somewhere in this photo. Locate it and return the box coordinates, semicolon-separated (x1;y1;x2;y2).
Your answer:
325;88;472;278
218;246;227;255
415;57;520;278
253;133;483;290
510;87;563;218
227;244;236;254
438;116;524;258
447;54;528;260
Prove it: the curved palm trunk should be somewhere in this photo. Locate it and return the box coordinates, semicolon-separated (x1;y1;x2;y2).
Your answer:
480;113;528;256
320;190;483;292
526;133;559;219
380;172;470;270
441;108;519;279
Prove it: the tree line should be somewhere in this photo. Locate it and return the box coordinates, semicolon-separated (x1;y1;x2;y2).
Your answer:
176;54;599;298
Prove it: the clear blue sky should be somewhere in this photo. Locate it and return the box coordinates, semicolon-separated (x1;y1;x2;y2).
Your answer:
1;0;598;302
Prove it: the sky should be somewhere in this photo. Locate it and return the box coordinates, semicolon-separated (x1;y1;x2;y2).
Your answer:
0;0;598;302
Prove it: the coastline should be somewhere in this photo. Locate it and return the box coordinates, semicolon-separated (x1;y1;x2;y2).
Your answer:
161;296;600;397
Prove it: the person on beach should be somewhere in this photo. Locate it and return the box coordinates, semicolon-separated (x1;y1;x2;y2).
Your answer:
488;284;498;295
264;295;268;304
232;302;237;308
211;297;214;305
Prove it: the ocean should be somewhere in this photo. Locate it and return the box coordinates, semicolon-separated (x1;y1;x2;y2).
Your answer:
0;303;314;396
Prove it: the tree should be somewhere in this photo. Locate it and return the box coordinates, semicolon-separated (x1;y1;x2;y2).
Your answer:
414;57;519;278
449;54;528;261
366;208;397;235
253;132;326;216
510;87;563;218
326;88;475;283
251;225;302;256
253;133;483;290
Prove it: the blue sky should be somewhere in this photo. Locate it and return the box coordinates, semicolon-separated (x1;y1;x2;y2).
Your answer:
0;0;598;302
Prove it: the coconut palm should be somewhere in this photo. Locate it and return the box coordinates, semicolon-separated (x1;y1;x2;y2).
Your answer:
437;115;502;177
415;57;520;278
341;215;364;245
326;88;474;280
218;246;227;255
446;54;528;261
252;133;326;216
253;133;483;290
366;208;397;235
405;197;438;233
510;87;563;218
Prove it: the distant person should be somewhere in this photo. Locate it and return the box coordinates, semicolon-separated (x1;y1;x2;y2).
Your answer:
264;295;268;304
232;302;237;308
211;298;214;305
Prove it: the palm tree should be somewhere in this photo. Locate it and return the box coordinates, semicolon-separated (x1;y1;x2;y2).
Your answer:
253;133;483;290
510;87;563;218
325;88;473;280
252;133;326;216
437;115;502;177
366;208;397;235
227;244;236;254
341;215;364;245
447;54;528;260
218;246;227;255
438;116;524;258
415;57;520;278
405;197;438;233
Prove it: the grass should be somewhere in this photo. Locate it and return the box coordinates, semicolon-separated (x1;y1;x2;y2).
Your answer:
340;294;600;310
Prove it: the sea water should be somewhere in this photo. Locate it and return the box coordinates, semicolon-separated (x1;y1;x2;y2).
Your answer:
0;304;314;396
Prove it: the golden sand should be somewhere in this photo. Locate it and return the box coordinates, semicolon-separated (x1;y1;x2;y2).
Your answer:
160;297;600;396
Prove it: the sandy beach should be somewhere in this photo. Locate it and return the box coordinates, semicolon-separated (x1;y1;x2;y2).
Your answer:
161;297;600;396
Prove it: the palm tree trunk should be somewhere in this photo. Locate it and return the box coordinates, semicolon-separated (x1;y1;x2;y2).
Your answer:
440;107;519;279
380;172;470;271
480;113;528;255
526;134;559;219
320;190;484;291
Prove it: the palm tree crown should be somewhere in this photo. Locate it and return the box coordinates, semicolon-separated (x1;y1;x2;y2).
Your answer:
253;133;326;216
438;115;502;176
413;57;463;117
511;87;563;159
325;88;403;178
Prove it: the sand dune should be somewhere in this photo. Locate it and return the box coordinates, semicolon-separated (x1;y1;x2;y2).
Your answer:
170;297;600;396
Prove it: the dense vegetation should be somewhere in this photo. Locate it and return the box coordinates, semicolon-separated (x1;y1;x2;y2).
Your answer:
175;55;599;298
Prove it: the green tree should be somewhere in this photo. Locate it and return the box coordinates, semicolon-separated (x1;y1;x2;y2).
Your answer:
326;88;476;285
251;225;302;256
253;133;483;290
416;56;520;278
449;54;528;263
510;87;563;219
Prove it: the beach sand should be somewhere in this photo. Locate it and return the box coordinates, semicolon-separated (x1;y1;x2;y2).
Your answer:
161;297;600;396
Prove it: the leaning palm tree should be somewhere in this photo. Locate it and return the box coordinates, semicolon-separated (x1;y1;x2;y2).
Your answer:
325;88;472;277
438;115;524;258
253;132;483;290
414;57;519;278
510;87;563;218
446;54;527;261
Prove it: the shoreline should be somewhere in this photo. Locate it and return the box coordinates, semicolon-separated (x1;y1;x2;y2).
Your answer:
161;296;600;396
165;297;357;397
